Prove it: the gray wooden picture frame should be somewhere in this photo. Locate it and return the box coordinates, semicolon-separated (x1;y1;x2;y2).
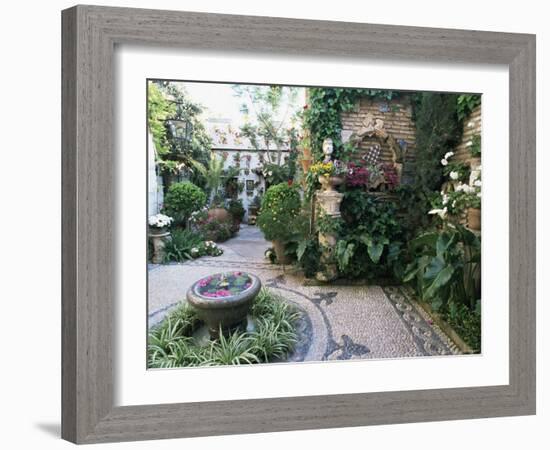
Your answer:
61;5;536;444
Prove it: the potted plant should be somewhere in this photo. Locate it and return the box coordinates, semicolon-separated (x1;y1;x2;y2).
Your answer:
148;213;173;264
257;183;301;264
310;160;346;191
227;198;246;233
466;166;482;230
208;192;231;223
299;134;313;174
148;213;173;235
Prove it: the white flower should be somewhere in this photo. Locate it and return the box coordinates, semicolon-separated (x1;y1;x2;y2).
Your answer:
474;180;482;187
441;159;448;166
466;141;473;147
467;121;474;128
450;171;459;180
444;151;454;159
428;207;447;219
148;213;173;227
191;247;199;253
268;171;273;176
452;200;457;208
442;194;449;205
477;193;482;198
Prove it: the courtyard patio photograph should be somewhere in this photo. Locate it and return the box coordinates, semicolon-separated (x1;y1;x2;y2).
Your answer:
146;80;482;368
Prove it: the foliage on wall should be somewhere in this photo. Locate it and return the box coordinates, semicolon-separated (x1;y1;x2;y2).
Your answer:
456;94;481;121
302;88;400;161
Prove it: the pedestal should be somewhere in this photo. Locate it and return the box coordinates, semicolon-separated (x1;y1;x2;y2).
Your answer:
316;190;344;216
149;231;170;264
315;190;344;282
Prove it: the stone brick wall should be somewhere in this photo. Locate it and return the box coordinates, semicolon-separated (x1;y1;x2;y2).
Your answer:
452;104;482;167
341;95;416;171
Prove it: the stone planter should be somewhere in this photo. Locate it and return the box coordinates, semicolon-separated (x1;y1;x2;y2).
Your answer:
272;239;291;265
467;208;481;230
318;175;344;192
148;225;168;236
187;272;262;339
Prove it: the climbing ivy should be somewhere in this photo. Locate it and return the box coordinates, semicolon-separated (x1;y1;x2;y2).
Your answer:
302;88;400;161
456;94;481;121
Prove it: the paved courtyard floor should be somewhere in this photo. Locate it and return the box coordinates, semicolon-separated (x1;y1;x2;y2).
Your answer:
148;225;460;362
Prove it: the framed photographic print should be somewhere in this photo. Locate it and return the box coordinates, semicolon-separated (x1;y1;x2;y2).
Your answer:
62;5;536;444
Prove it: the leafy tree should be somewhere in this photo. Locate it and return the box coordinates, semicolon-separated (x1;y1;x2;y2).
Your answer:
232;85;301;167
148;81;212;188
148;83;175;156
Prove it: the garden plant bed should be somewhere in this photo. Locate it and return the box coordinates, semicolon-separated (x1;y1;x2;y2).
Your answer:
404;289;476;354
148;288;303;367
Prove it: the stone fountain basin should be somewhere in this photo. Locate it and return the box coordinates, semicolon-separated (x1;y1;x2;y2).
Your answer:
186;272;262;338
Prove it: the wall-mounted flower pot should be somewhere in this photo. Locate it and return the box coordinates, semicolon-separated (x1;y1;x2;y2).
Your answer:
467;207;481;230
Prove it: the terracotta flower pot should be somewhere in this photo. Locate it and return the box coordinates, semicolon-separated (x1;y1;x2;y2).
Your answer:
272;240;292;265
301;158;312;174
208;207;230;222
467;208;481;230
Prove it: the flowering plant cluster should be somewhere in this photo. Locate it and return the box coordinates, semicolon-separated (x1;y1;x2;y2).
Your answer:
190;240;223;259
197;272;253;298
188;207;209;226
309;161;335;178
346;163;370;187
148;213;173;228
429;165;482;219
344;162;400;190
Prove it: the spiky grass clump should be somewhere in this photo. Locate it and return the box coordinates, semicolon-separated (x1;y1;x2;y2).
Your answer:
148;289;300;368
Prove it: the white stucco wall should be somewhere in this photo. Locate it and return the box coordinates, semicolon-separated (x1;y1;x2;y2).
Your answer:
148;132;164;216
213;149;289;221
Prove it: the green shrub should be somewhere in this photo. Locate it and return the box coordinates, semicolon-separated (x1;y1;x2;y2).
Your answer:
227;199;246;222
148;289;300;368
445;301;481;353
202;217;233;242
163;182;207;224
402;224;480;313
257;183;301;242
335;191;404;279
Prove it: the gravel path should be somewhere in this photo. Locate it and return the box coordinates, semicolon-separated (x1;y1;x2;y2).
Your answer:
148;225;459;361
